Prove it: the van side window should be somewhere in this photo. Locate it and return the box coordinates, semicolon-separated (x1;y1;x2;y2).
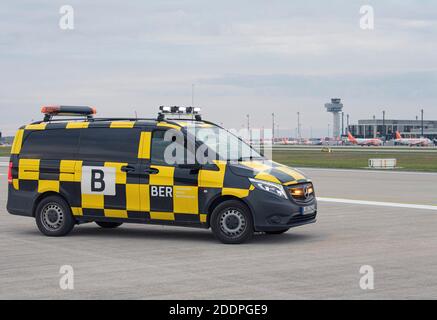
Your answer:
151;129;193;166
79;128;140;162
20;129;79;159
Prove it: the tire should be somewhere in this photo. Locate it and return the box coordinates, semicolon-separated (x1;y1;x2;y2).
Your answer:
265;229;289;235
95;221;123;229
35;195;75;237
210;200;254;244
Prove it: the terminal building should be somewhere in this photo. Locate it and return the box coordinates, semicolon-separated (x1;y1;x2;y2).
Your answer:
348;119;437;140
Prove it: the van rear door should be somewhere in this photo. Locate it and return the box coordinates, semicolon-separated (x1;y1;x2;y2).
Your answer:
17;128;80;195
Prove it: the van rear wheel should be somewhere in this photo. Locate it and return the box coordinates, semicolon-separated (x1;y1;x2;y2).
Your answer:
35;196;75;236
211;200;254;244
95;221;123;228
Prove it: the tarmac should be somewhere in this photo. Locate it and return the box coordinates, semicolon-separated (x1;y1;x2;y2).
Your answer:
0;164;436;299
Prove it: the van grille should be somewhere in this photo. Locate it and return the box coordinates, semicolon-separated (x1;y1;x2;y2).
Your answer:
287;183;315;204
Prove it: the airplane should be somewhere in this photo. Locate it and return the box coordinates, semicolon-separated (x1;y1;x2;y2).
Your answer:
299;138;313;145
347;132;383;146
394;131;433;147
275;138;298;145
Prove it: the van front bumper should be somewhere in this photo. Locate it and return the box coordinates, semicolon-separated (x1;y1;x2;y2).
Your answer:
245;189;317;232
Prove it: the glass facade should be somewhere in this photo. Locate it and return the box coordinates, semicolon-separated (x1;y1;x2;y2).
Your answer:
348;119;437;139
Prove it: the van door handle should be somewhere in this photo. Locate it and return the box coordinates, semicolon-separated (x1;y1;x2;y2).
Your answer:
145;167;159;175
121;165;136;173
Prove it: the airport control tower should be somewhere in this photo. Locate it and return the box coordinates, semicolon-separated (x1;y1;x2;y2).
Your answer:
325;98;344;138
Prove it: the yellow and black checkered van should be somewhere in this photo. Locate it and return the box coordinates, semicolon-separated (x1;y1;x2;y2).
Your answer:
7;106;317;244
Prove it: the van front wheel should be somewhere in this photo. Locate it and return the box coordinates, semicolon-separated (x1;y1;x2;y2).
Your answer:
35;196;75;236
211;200;254;244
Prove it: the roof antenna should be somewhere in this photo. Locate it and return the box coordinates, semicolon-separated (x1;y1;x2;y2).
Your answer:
134;110;138;119
192;84;195;120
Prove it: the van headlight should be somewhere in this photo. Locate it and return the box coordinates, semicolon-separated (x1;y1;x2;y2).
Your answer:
249;178;288;199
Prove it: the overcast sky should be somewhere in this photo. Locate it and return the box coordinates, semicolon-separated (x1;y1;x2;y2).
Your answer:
1;0;437;136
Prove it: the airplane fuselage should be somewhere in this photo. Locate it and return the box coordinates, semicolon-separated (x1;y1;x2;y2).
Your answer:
353;138;383;146
395;138;433;146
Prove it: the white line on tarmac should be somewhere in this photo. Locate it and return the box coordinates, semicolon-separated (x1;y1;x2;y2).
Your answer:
318;197;437;211
0;161;435;210
0;161;435;176
296;167;437;176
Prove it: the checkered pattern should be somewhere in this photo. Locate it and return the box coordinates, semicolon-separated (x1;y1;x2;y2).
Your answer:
10;120;309;226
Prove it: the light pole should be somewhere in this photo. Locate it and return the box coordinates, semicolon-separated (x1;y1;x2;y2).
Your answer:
297;112;301;140
421;109;424;137
347;114;350;134
272;113;275;143
382;110;386;142
373;115;376;138
246;114;250;145
341;112;344;136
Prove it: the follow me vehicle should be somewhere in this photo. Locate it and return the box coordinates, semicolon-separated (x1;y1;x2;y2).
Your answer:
7;106;317;244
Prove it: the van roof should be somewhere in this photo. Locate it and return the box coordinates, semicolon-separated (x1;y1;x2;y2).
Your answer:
20;118;218;131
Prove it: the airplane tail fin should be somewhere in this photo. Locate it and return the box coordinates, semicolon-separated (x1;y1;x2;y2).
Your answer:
347;132;357;143
395;131;402;139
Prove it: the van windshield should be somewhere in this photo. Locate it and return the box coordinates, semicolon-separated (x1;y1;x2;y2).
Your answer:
192;126;263;161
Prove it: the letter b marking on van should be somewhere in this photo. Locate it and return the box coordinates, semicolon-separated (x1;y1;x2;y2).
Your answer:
91;169;105;192
82;166;116;196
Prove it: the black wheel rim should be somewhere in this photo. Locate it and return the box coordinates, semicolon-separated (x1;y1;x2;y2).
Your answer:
41;203;64;231
219;208;247;238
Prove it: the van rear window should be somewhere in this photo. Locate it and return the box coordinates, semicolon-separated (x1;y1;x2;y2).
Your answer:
78;128;141;162
20;129;79;159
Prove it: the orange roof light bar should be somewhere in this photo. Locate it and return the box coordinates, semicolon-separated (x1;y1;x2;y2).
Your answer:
41;105;96;116
41;105;96;121
41;105;62;114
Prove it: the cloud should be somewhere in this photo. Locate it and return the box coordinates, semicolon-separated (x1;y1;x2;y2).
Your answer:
200;71;437;99
1;0;437;136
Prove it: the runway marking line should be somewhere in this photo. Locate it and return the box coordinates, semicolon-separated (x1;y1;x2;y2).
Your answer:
1;162;436;209
297;167;437;176
318;197;437;211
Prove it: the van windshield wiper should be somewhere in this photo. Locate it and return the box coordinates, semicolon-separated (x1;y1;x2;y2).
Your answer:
235;156;264;161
